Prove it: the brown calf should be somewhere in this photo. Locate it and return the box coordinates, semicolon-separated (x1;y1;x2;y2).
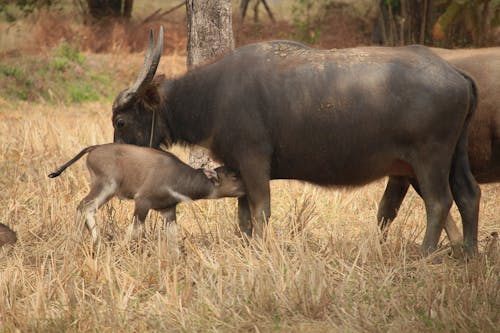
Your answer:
49;144;245;245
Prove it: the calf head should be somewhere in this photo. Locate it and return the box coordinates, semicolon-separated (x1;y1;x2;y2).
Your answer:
206;167;246;198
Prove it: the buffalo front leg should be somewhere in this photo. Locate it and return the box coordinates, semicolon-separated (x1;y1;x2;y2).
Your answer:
238;197;253;237
238;154;271;238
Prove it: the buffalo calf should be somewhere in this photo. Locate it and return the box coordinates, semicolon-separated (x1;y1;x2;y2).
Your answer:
49;144;245;245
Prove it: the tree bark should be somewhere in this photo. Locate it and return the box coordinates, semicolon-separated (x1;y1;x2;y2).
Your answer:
123;0;133;19
186;0;234;169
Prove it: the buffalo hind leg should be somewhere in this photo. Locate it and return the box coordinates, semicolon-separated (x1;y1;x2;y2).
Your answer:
409;179;463;246
77;181;115;246
414;161;454;255
378;177;463;246
449;133;481;256
377;176;410;240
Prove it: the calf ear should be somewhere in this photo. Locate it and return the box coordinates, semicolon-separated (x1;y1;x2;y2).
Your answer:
202;168;220;185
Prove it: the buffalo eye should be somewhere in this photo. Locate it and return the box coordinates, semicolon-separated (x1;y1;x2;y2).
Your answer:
115;118;125;129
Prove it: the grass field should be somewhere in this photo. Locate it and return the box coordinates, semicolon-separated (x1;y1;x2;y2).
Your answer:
0;53;499;331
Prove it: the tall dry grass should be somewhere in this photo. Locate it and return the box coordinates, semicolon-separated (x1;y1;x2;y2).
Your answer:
0;101;498;332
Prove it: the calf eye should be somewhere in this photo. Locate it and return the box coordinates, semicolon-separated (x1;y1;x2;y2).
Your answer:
115;118;125;129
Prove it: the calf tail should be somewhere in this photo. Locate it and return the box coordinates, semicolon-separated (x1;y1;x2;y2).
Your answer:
48;145;100;178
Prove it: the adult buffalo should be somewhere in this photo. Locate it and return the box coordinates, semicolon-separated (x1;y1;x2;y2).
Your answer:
112;28;480;255
378;47;499;248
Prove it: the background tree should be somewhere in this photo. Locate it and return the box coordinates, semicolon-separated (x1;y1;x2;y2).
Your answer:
372;0;500;47
240;0;275;23
85;0;133;19
185;0;234;168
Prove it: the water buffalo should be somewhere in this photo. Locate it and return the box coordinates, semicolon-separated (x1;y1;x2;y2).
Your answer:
378;47;500;249
112;27;480;255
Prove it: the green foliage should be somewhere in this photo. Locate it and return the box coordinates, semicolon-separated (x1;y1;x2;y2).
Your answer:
53;41;85;65
0;0;61;21
68;81;100;103
0;63;24;79
0;41;118;104
291;0;324;44
0;63;32;100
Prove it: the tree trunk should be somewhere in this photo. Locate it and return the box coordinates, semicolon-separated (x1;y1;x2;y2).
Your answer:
87;0;132;19
186;0;234;169
372;0;432;46
123;0;133;19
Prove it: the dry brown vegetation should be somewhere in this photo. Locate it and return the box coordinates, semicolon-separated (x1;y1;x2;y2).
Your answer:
0;6;499;329
0;86;499;331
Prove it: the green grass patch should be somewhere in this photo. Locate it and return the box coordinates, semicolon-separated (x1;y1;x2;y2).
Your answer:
0;41;124;104
68;81;100;103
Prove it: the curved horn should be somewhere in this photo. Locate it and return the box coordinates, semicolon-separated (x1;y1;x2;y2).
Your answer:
130;26;164;94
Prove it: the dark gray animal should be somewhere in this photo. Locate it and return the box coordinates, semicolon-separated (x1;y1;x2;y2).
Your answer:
49;143;245;245
378;47;500;248
111;27;480;255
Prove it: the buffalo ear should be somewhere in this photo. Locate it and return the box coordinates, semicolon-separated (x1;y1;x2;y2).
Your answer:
140;83;161;108
140;73;166;108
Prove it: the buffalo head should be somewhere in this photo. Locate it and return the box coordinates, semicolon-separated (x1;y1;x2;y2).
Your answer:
112;27;168;149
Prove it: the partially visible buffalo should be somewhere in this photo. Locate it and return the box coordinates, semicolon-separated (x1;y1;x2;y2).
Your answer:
0;223;16;247
378;48;499;248
111;27;480;255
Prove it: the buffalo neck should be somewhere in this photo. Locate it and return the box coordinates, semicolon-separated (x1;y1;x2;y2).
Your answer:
162;71;215;147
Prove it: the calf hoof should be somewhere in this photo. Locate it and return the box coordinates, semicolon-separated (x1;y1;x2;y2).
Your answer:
126;224;145;242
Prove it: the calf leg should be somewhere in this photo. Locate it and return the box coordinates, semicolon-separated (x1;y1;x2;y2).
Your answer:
127;196;151;241
160;207;177;239
160;207;179;254
77;181;115;245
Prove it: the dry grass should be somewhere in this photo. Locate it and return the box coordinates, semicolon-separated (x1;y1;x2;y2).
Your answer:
0;101;498;332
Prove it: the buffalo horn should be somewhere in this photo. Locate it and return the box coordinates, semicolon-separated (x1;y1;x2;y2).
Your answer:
130;26;164;94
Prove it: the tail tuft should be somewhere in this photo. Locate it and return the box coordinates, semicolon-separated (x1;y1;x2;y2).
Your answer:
48;172;60;178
